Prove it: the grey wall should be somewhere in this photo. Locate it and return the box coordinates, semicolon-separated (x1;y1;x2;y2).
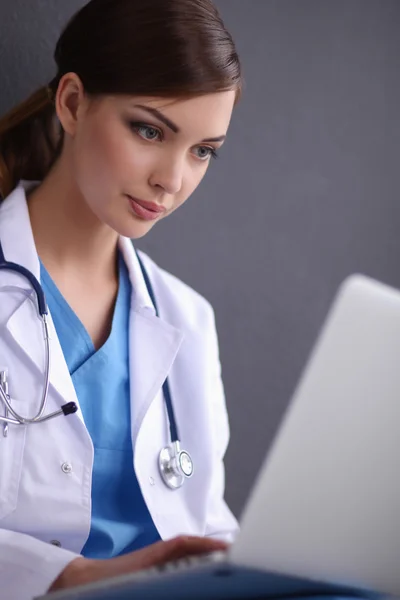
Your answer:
1;0;400;517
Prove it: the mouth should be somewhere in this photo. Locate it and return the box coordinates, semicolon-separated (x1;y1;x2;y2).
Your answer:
126;194;166;222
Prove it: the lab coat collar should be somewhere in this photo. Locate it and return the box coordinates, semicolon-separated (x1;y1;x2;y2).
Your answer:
0;180;41;280
0;180;155;314
118;237;156;315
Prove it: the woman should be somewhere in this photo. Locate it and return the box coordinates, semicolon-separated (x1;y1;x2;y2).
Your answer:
0;0;242;597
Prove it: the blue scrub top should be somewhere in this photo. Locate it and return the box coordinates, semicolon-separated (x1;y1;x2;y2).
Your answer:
40;254;160;558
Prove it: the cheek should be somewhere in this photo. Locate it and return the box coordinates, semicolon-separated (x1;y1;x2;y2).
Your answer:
72;123;112;198
73;119;148;195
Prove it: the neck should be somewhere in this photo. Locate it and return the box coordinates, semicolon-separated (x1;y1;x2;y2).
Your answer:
27;157;119;282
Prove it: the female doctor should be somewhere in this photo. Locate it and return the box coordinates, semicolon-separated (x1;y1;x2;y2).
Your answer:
0;0;242;597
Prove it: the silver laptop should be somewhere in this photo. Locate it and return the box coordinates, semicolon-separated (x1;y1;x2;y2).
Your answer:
40;274;400;600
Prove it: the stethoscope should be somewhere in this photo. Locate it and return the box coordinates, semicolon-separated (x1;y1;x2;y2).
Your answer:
0;241;193;490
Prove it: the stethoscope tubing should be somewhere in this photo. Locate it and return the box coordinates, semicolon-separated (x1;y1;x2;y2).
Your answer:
0;240;191;488
135;251;180;444
0;243;180;443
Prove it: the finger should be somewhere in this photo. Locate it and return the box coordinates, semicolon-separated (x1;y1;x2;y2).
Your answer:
158;535;228;562
110;535;228;575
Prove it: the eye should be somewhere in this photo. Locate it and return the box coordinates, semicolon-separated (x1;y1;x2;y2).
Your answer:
130;122;163;142
193;146;219;161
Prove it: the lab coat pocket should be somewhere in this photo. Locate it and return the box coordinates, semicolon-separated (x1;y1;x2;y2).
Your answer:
0;419;26;519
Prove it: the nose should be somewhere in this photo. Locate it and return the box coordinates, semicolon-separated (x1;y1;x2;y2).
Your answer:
149;154;185;195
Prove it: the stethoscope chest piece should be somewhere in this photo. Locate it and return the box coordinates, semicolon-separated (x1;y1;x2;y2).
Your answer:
159;441;194;490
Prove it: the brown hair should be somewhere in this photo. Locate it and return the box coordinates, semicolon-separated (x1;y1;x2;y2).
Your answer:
0;0;242;200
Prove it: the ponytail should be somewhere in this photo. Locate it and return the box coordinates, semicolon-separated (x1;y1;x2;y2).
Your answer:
0;81;62;200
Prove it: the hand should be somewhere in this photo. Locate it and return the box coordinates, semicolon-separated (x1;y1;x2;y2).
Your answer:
49;535;228;591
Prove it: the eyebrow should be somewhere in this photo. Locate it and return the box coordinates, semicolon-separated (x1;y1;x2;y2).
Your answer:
133;104;226;143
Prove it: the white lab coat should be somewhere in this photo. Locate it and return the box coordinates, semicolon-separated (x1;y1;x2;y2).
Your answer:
0;181;238;600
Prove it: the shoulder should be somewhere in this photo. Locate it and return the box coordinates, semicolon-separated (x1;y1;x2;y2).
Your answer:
136;249;216;331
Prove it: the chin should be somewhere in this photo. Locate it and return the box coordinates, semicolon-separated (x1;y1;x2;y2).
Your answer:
112;219;155;240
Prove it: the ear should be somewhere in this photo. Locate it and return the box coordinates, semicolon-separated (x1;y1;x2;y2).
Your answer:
54;72;88;137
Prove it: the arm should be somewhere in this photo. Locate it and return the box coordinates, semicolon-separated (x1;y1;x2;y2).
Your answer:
0;529;79;600
0;529;228;598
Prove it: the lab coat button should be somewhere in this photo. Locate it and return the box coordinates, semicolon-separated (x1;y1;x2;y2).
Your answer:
50;540;62;547
149;477;155;486
61;462;72;474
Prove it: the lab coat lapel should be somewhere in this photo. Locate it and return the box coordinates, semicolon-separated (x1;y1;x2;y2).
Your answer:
129;309;183;442
119;239;184;443
0;182;79;411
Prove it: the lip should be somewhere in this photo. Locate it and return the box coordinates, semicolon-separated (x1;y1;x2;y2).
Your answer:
126;195;166;221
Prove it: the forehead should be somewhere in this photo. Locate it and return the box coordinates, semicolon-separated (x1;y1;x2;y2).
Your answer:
109;91;236;136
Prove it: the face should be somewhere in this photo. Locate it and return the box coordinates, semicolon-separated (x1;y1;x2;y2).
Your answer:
60;78;235;239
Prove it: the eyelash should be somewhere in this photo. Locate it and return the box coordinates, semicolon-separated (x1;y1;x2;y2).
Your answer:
129;121;219;161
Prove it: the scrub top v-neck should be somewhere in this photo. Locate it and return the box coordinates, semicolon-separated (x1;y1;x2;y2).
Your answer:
40;254;160;558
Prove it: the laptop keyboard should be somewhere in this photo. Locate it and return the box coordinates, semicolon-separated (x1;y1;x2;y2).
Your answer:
142;549;227;578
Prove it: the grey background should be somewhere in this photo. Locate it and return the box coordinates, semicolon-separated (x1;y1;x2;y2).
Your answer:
1;0;400;518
